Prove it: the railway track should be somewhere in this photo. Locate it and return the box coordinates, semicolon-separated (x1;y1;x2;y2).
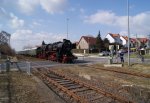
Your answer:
87;66;150;78
34;68;135;103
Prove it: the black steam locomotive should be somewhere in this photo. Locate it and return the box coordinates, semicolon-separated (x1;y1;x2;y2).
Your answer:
36;39;77;63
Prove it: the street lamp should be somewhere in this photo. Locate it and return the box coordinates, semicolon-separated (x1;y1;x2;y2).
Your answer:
127;0;130;66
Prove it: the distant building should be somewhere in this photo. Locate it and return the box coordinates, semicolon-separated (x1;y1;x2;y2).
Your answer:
105;33;122;44
120;36;134;47
137;38;149;43
120;36;128;47
147;39;150;48
130;38;137;47
137;38;149;48
105;33;122;51
77;36;96;50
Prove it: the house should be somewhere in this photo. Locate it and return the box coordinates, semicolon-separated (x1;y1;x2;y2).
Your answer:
105;33;122;51
127;37;150;49
146;39;150;48
105;33;122;44
137;38;149;48
77;36;96;50
120;36;128;47
130;38;137;47
120;36;134;47
137;38;149;43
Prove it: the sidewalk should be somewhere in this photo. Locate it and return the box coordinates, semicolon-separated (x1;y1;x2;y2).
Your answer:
73;53;109;58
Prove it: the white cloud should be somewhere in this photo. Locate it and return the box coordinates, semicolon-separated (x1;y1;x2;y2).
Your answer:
0;7;25;29
9;13;25;29
17;0;67;14
33;21;41;26
17;0;39;14
84;10;116;25
40;0;67;14
11;29;66;51
85;11;150;36
0;8;25;29
29;21;41;28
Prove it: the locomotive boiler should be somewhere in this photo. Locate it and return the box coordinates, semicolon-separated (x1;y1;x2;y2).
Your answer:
36;39;77;63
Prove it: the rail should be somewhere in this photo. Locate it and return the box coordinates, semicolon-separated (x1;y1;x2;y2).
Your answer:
34;68;135;103
87;66;150;78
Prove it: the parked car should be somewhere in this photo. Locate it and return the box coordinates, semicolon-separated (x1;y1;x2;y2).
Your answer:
99;51;110;56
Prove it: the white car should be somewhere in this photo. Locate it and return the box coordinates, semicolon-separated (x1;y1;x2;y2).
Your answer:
99;51;110;56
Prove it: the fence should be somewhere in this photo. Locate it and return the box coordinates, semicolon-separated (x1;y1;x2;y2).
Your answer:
0;60;31;75
0;62;9;72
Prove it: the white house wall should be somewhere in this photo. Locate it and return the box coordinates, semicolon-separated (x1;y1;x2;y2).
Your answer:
77;38;89;49
105;34;115;43
120;37;127;45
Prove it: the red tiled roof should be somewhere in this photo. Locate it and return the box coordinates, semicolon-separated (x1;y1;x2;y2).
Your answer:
130;38;149;43
130;38;137;43
108;33;120;38
79;36;96;45
137;38;148;43
122;36;128;41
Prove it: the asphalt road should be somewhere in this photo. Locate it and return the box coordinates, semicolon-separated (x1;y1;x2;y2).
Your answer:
77;56;150;64
1;56;150;72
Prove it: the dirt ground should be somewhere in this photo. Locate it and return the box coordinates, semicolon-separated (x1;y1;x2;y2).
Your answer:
0;71;65;103
52;63;150;103
0;63;149;103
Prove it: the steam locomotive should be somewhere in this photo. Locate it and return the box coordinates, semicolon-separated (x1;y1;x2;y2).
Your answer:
19;39;77;63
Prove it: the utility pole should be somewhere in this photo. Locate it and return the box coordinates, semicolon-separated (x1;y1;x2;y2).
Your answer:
127;0;130;66
66;18;69;39
135;33;138;49
148;34;150;48
88;37;90;55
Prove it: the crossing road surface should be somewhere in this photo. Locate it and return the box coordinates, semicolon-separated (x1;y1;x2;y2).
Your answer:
2;56;150;72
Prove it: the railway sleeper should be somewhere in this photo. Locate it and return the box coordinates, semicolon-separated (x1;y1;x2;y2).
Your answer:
51;78;68;81
49;76;62;79
53;78;68;81
46;74;62;78
72;87;90;93
61;83;78;86
40;70;133;103
42;78;89;102
58;81;74;85
65;85;83;90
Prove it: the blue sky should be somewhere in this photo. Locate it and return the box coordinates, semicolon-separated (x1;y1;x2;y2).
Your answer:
0;0;150;51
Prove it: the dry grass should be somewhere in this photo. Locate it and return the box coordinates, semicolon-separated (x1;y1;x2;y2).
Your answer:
16;55;46;61
10;72;41;103
54;64;150;89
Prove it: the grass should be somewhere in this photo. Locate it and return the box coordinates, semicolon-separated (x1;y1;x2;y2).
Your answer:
129;53;150;58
